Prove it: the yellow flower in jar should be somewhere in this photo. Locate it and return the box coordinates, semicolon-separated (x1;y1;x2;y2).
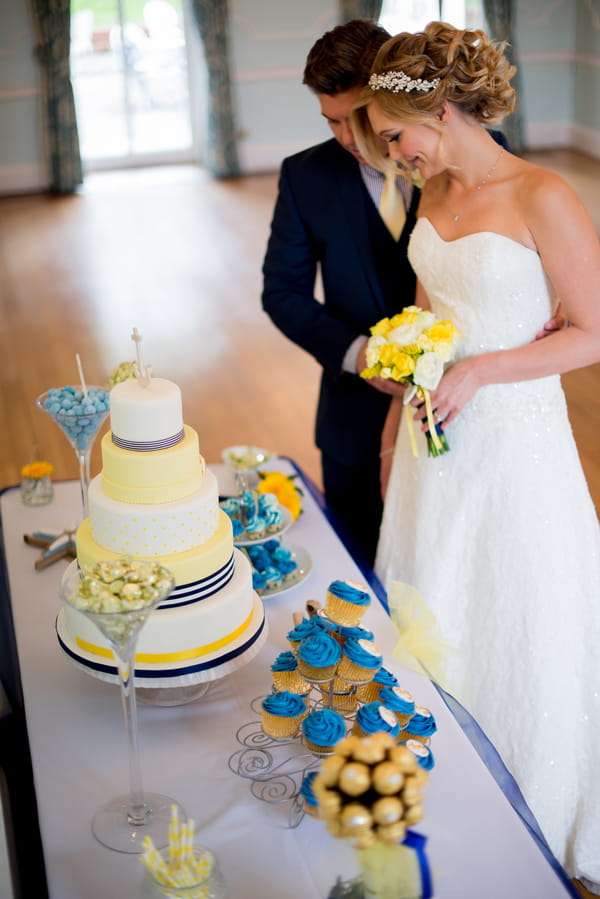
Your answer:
21;461;53;479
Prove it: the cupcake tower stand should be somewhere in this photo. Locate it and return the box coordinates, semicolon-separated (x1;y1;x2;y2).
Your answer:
228;657;373;828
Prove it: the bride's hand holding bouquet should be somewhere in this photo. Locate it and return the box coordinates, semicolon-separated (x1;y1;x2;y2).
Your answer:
360;306;461;457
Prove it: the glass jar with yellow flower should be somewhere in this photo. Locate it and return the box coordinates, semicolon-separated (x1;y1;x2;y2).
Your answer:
20;461;54;506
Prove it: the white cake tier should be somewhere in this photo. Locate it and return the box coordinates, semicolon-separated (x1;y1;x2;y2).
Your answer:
110;377;183;447
101;426;206;504
88;468;220;556
61;548;256;664
76;510;234;602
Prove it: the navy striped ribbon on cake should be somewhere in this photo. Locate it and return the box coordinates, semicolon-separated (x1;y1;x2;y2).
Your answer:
157;554;235;608
112;428;185;451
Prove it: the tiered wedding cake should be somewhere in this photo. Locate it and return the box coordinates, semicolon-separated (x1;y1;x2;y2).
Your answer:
57;373;266;687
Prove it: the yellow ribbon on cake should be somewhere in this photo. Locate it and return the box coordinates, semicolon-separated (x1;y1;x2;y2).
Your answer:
76;609;254;664
387;580;454;692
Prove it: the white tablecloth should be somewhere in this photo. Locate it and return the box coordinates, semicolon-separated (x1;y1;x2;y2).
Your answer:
0;461;575;899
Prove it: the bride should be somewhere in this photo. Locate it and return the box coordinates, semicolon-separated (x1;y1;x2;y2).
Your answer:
352;21;600;893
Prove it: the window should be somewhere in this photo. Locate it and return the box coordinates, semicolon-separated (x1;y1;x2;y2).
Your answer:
379;0;486;34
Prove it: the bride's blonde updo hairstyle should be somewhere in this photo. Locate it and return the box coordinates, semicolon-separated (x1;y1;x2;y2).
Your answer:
352;21;516;172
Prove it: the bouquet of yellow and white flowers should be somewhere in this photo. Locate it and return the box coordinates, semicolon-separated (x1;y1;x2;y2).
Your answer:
360;306;460;457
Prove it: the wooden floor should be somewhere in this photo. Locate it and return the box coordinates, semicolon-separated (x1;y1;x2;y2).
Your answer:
0;149;598;516
0;150;598;898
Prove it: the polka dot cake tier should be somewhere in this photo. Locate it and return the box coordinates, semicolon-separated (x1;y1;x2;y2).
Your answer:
57;365;266;692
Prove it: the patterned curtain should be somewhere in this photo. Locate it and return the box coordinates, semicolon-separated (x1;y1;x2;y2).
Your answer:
340;0;384;21
28;0;83;194
189;0;240;177
482;0;524;153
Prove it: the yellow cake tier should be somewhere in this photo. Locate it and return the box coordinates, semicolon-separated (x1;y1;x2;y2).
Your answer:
88;467;220;556
100;426;205;504
76;508;233;585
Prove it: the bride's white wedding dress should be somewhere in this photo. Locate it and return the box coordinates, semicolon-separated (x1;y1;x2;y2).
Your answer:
376;216;600;890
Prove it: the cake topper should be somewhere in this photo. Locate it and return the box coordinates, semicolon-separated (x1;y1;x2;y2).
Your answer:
131;327;152;387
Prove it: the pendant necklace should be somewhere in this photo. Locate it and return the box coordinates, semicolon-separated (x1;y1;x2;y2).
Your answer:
445;146;504;223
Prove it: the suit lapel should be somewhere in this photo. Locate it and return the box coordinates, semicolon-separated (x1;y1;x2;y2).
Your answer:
334;150;389;317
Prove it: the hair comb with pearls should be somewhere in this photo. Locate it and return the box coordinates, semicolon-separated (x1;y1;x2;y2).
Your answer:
368;71;441;93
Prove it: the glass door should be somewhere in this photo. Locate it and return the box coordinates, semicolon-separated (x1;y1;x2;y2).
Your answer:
70;0;198;169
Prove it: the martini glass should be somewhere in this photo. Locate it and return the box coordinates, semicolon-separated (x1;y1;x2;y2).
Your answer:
60;560;186;853
36;387;109;519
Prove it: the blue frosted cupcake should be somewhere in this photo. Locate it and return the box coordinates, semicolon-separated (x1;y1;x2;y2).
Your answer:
398;705;437;744
301;708;346;754
270;651;311;695
287;617;320;650
296;632;342;681
325;579;371;626
299;771;322;818
336;638;383;684
352;701;400;739
355;666;399;703
379;686;416;728
404;739;435;771
335;624;375;645
261;690;307;738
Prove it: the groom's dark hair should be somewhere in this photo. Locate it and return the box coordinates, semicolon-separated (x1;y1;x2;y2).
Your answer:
303;19;391;96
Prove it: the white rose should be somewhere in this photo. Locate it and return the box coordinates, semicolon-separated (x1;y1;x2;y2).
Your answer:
365;335;387;368
414;352;444;390
387;323;422;346
432;341;456;363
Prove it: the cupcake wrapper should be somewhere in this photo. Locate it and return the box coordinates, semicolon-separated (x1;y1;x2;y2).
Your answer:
261;710;303;739
296;660;338;682
325;594;365;627
398;730;430;745
336;657;377;685
355;682;380;703
272;671;311;694
304;738;337;756
392;712;414;729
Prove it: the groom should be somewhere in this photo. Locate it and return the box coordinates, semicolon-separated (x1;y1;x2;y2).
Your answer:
261;20;415;566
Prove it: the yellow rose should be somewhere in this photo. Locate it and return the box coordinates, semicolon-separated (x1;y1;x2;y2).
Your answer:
391;352;416;380
370;317;391;337
424;321;460;343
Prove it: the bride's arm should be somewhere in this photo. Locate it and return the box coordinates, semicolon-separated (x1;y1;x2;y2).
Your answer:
430;170;600;427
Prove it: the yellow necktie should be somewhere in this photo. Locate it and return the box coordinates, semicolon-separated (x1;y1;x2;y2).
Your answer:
379;171;406;241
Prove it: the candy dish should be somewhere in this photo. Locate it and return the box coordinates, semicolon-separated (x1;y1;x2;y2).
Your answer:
221;444;272;471
36;385;109;518
253;543;312;599
221;444;273;493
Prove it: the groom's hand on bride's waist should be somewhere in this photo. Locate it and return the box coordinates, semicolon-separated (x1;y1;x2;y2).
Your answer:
535;303;568;340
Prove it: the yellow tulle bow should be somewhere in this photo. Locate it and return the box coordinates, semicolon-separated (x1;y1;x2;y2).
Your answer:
357;841;422;899
387;580;455;693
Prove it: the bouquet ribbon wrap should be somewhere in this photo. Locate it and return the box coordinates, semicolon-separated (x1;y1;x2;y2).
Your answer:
388;581;457;694
356;831;432;899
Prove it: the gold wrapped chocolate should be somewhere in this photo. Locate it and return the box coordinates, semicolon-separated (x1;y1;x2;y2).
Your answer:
372;761;405;795
338;762;371;797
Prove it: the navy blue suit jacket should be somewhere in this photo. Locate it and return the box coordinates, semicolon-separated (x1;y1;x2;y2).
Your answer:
262;138;419;468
